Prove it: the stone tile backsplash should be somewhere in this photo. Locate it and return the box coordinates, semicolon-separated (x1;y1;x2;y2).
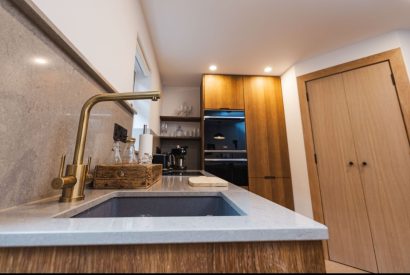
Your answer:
0;1;132;209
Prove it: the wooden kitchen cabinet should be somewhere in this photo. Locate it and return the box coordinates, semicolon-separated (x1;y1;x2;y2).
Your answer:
244;76;291;178
201;74;293;209
202;75;244;110
249;178;294;209
244;76;293;210
0;241;325;273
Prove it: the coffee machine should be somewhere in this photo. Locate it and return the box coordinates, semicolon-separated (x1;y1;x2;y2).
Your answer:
171;145;188;170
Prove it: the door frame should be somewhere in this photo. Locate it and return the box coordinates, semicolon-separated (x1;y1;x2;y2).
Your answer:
297;48;410;258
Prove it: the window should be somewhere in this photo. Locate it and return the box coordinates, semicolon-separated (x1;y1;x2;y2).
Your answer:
132;36;152;144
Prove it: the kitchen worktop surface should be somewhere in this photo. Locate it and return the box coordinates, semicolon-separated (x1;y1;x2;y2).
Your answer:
0;172;327;247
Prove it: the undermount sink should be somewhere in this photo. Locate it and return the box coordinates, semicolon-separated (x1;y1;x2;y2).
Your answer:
72;195;243;218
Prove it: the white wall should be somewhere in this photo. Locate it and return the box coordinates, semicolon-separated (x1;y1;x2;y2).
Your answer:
398;30;410;77
281;30;410;218
281;67;313;218
161;87;201;117
30;0;162;133
295;31;405;76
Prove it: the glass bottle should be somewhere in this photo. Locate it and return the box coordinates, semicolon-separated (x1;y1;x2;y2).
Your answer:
176;125;184;137
109;141;122;164
161;122;168;136
122;137;137;164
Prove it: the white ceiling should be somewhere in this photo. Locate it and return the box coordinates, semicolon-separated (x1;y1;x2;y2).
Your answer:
141;0;410;86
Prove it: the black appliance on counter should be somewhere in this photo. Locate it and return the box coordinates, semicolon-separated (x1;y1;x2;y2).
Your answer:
203;110;248;186
153;145;189;174
171;145;188;170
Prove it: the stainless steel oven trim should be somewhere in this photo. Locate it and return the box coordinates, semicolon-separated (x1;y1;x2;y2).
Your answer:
204;159;248;162
203;116;245;120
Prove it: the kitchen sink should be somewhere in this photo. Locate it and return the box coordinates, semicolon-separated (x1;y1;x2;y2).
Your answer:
72;195;243;218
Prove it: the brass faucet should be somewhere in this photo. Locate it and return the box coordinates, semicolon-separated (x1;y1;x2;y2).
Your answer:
51;91;160;202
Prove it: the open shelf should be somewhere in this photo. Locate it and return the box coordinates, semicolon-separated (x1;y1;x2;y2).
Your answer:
160;116;201;122
160;136;201;141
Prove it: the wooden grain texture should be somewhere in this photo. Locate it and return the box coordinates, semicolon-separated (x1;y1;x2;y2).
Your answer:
0;241;325;273
244;76;291;178
213;241;324;273
325;260;369;274
249;178;294;210
297;49;410;264
93;164;162;189
342;62;410;273
306;74;378;273
203;74;245;110
297;48;410;228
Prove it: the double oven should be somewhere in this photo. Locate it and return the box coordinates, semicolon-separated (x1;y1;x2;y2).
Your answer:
203;110;248;186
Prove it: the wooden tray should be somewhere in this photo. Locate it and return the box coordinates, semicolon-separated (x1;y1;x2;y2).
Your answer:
93;163;162;189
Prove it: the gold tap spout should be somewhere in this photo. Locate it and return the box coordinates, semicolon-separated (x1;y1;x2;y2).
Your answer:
52;91;160;202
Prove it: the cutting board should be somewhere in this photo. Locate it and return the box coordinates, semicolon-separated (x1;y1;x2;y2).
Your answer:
188;176;228;187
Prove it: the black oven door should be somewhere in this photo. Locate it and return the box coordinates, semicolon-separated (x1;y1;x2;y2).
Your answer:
204;110;246;151
204;159;248;186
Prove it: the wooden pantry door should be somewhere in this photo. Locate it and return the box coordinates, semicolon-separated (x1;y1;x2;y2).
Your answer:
307;74;378;273
342;61;410;273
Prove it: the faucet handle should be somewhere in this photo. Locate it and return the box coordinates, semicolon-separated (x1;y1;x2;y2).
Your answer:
59;154;66;177
51;154;77;189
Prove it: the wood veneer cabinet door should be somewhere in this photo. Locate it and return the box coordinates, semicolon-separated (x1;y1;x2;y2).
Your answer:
307;74;378;273
342;62;410;273
244;76;291;178
202;75;244;110
249;178;294;209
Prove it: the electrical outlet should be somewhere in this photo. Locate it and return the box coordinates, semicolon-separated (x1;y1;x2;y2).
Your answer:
113;123;127;142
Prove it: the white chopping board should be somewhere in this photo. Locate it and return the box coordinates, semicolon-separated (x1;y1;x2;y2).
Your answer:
188;176;229;187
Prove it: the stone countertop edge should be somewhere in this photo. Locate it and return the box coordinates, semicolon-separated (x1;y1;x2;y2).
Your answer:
0;172;328;247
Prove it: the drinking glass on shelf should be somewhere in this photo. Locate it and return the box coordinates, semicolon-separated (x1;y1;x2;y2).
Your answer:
176;104;184;116
176;125;184;137
161;122;168;136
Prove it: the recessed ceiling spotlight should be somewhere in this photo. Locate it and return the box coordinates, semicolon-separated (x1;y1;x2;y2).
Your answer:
33;57;48;65
264;66;272;73
209;65;217;71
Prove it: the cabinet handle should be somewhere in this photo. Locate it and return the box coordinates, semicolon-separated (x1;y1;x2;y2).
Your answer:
348;161;354;166
264;176;276;179
362;162;368;166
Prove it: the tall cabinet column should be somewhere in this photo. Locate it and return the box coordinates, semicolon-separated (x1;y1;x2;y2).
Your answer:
244;76;294;210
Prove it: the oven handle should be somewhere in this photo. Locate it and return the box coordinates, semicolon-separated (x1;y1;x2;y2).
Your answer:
204;159;248;162
203;116;245;120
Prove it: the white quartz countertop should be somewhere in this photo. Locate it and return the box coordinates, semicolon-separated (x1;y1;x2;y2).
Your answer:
0;173;328;247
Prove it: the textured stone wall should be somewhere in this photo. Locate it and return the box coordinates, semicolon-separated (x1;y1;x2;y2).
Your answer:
0;1;133;209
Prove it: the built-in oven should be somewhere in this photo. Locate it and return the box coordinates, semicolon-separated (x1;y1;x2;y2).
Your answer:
203;110;248;186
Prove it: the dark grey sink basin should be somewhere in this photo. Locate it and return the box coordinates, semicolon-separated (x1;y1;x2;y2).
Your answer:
72;196;242;218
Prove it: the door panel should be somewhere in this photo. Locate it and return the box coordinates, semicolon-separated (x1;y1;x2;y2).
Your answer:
307;74;378;272
244;77;270;177
244;76;291;178
203;75;244;110
342;62;410;273
249;178;294;209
